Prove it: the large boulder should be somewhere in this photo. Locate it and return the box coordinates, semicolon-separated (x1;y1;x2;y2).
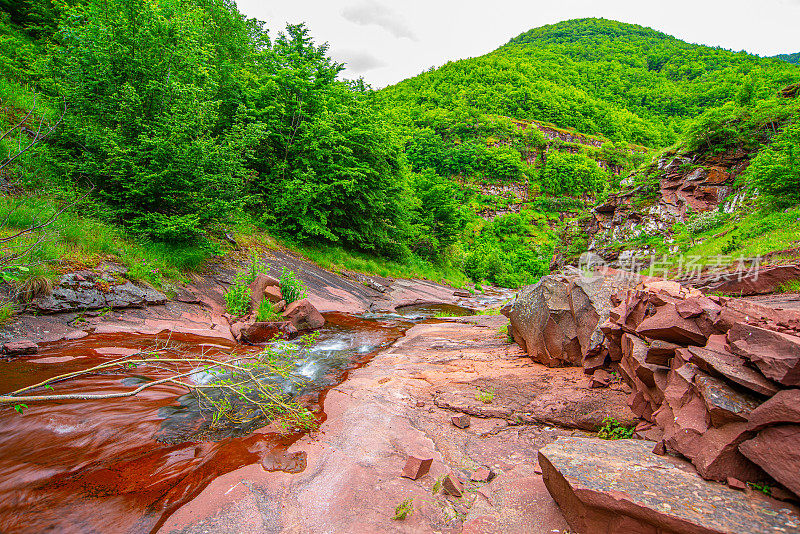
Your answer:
281;299;325;332
727;324;800;386
2;340;38;356
746;389;800;431
568;275;616;358
538;437;800;534
740;425;800;500
700;265;800;296
509;275;581;367
685;345;779;397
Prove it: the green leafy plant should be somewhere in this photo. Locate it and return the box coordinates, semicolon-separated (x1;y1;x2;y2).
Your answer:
721;235;740;254
392;498;414;520
225;274;252;316
475;388;494;404
0;301;15;325
684;210;728;235
0;266;29;283
279;267;308;305
597;417;635;440
747;481;772;496
778;280;800;293
13;404;27;414
256;299;282;322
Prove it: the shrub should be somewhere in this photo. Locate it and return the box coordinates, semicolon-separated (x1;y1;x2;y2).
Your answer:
392;499;413;520
255;299;281;322
0;300;15;324
721;235;740;254
597;417;634;440
684;210;728;235
279;267;308;304
475;388;494;404
225;276;251;316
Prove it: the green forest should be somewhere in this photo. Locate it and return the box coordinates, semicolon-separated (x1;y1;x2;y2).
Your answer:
1;3;799;295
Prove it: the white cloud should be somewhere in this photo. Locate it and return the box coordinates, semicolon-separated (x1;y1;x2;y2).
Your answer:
331;49;387;73
237;0;800;88
341;1;417;40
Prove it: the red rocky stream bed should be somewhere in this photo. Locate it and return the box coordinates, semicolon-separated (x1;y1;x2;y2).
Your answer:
0;305;475;533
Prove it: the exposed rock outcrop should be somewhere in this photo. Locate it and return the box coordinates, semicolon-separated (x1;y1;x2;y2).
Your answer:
33;271;166;314
510;270;800;501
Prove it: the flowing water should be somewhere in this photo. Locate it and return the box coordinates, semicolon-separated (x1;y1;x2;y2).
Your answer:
0;303;498;533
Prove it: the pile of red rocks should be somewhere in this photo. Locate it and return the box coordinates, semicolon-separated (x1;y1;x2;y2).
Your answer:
226;274;325;343
606;280;800;500
508;272;800;502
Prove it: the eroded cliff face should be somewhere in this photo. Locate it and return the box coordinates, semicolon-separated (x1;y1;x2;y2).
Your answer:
583;146;754;265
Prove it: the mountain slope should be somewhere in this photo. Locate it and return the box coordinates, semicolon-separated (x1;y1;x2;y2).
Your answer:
383;18;800;146
774;52;800;64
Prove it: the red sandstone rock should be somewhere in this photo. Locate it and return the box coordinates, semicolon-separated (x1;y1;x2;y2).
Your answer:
746;389;800;431
676;298;704;319
686;346;779;397
451;414;471;428
713;307;748;333
263;285;283;304
568;276;616;358
508;323;528;353
240;321;297;344
590;369;611;388
249;273;279;310
281;299;325;332
442;473;463;497
471;466;494;483
727;477;747;490
692;422;765;483
706;265;800;296
400;456;432;480
583;349;608;374
636;303;707;345
509;276;582;367
645;339;680;366
538;437;800;534
740;425;800;499
2;339;38;355
727;323;800;386
693;373;760;427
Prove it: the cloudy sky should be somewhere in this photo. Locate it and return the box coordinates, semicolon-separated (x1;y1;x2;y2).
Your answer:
237;0;800;88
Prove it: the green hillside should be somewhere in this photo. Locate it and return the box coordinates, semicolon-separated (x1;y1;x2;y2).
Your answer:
384;18;799;146
774;52;800;65
1;8;799;301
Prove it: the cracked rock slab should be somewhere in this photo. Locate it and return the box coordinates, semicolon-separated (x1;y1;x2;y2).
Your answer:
538;437;800;534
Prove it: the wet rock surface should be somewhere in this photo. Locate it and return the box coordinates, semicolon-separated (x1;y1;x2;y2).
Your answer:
159;315;627;534
539;437;800;534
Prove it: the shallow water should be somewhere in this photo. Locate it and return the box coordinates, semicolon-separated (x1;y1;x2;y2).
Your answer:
0;304;486;533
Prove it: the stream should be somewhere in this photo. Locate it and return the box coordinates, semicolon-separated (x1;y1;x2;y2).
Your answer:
0;300;504;533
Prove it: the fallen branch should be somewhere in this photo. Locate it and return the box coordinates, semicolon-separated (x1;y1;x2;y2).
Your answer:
0;336;319;432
